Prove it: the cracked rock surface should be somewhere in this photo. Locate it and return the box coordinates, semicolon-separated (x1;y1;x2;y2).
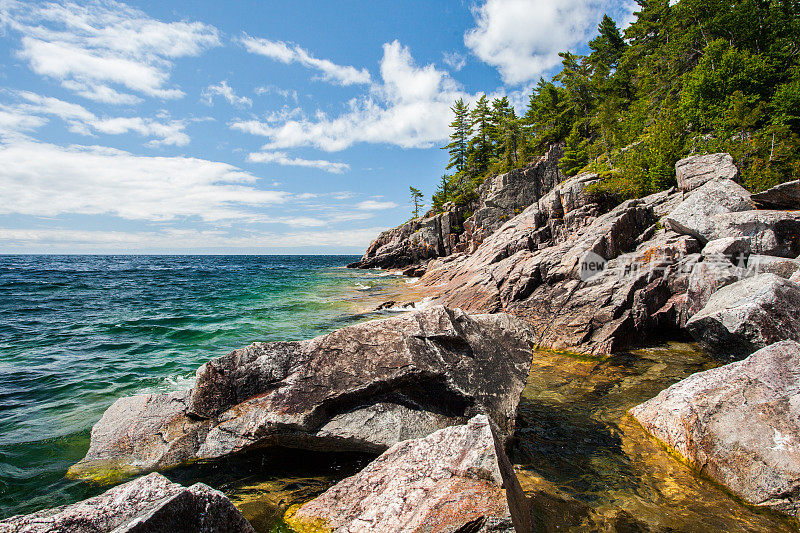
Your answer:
285;415;531;533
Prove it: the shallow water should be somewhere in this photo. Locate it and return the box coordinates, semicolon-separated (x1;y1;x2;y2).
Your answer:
0;255;420;520
512;344;797;532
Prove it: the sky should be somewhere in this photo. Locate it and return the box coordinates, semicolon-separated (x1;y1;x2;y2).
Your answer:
0;0;637;254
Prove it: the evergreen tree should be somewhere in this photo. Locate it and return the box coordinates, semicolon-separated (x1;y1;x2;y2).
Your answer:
467;95;492;176
409;186;424;218
443;99;472;174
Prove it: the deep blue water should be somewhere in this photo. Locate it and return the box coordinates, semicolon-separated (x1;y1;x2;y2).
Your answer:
0;255;406;519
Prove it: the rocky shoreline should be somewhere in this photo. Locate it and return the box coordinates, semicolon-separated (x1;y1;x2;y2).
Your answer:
3;152;800;532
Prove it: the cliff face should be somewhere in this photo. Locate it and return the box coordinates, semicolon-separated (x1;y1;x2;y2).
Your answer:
462;143;564;249
348;144;565;271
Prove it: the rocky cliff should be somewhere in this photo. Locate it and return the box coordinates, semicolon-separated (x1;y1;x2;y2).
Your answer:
348;144;564;271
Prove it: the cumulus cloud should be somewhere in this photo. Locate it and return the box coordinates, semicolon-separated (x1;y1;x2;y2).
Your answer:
231;40;469;151
357;200;398;210
12;91;190;146
202;81;252;108
247;151;350;174
1;0;221;103
0;139;286;221
464;0;636;84
240;35;371;86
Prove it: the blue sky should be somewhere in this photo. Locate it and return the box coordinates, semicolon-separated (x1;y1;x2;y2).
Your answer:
0;0;635;254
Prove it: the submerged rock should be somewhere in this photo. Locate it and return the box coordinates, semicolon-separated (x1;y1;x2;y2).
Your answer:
0;472;254;533
685;273;800;360
69;307;536;479
284;415;531;533
631;340;800;519
675;153;739;192
751;180;800;210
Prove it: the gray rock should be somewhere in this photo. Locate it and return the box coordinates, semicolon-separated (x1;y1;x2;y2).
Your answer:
349;208;464;270
69;307;536;480
0;472;254;533
711;210;800;258
746;255;800;279
701;237;751;263
685;273;800;360
664;179;754;241
284;415;531;533
685;259;746;317
464;143;565;246
675;153;739;192
631;341;800;518
751;180;800;209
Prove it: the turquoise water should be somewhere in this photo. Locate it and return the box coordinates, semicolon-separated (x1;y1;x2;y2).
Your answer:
0;255;409;520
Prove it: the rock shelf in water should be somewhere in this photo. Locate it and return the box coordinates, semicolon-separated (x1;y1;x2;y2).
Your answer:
68;306;536;480
0;472;254;533
631;340;800;519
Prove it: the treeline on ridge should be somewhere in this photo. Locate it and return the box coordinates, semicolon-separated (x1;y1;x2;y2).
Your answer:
431;0;800;214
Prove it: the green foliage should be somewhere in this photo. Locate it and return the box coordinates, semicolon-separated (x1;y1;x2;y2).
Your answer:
432;1;800;212
409;186;424;218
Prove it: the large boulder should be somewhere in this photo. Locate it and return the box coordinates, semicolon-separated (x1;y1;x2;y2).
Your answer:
284;415;532;533
69;307;536;480
685;259;746;317
664;179;754;241
685;273;800;360
710;210;800;258
701;237;750;263
746;255;800;279
631;341;800;519
751;180;800;210
675;153;739;192
0;472;254;533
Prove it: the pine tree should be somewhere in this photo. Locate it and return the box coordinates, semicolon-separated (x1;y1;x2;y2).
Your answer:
467;95;492;176
409;186;424;218
589;15;626;73
443;99;472;174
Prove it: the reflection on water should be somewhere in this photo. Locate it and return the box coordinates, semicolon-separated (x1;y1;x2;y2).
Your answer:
512;343;797;532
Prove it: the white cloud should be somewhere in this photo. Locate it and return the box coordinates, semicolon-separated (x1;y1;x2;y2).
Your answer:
0;106;48;137
248;151;350;174
442;51;467;71
0;226;385;251
0;139;286;222
231;40;469;151
13;91;190;146
464;0;636;84
357;200;398;210
239;35;371;86
202;81;252;108
1;0;221;103
255;85;299;102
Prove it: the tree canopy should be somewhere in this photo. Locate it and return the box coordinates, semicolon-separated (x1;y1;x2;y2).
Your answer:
432;0;800;211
